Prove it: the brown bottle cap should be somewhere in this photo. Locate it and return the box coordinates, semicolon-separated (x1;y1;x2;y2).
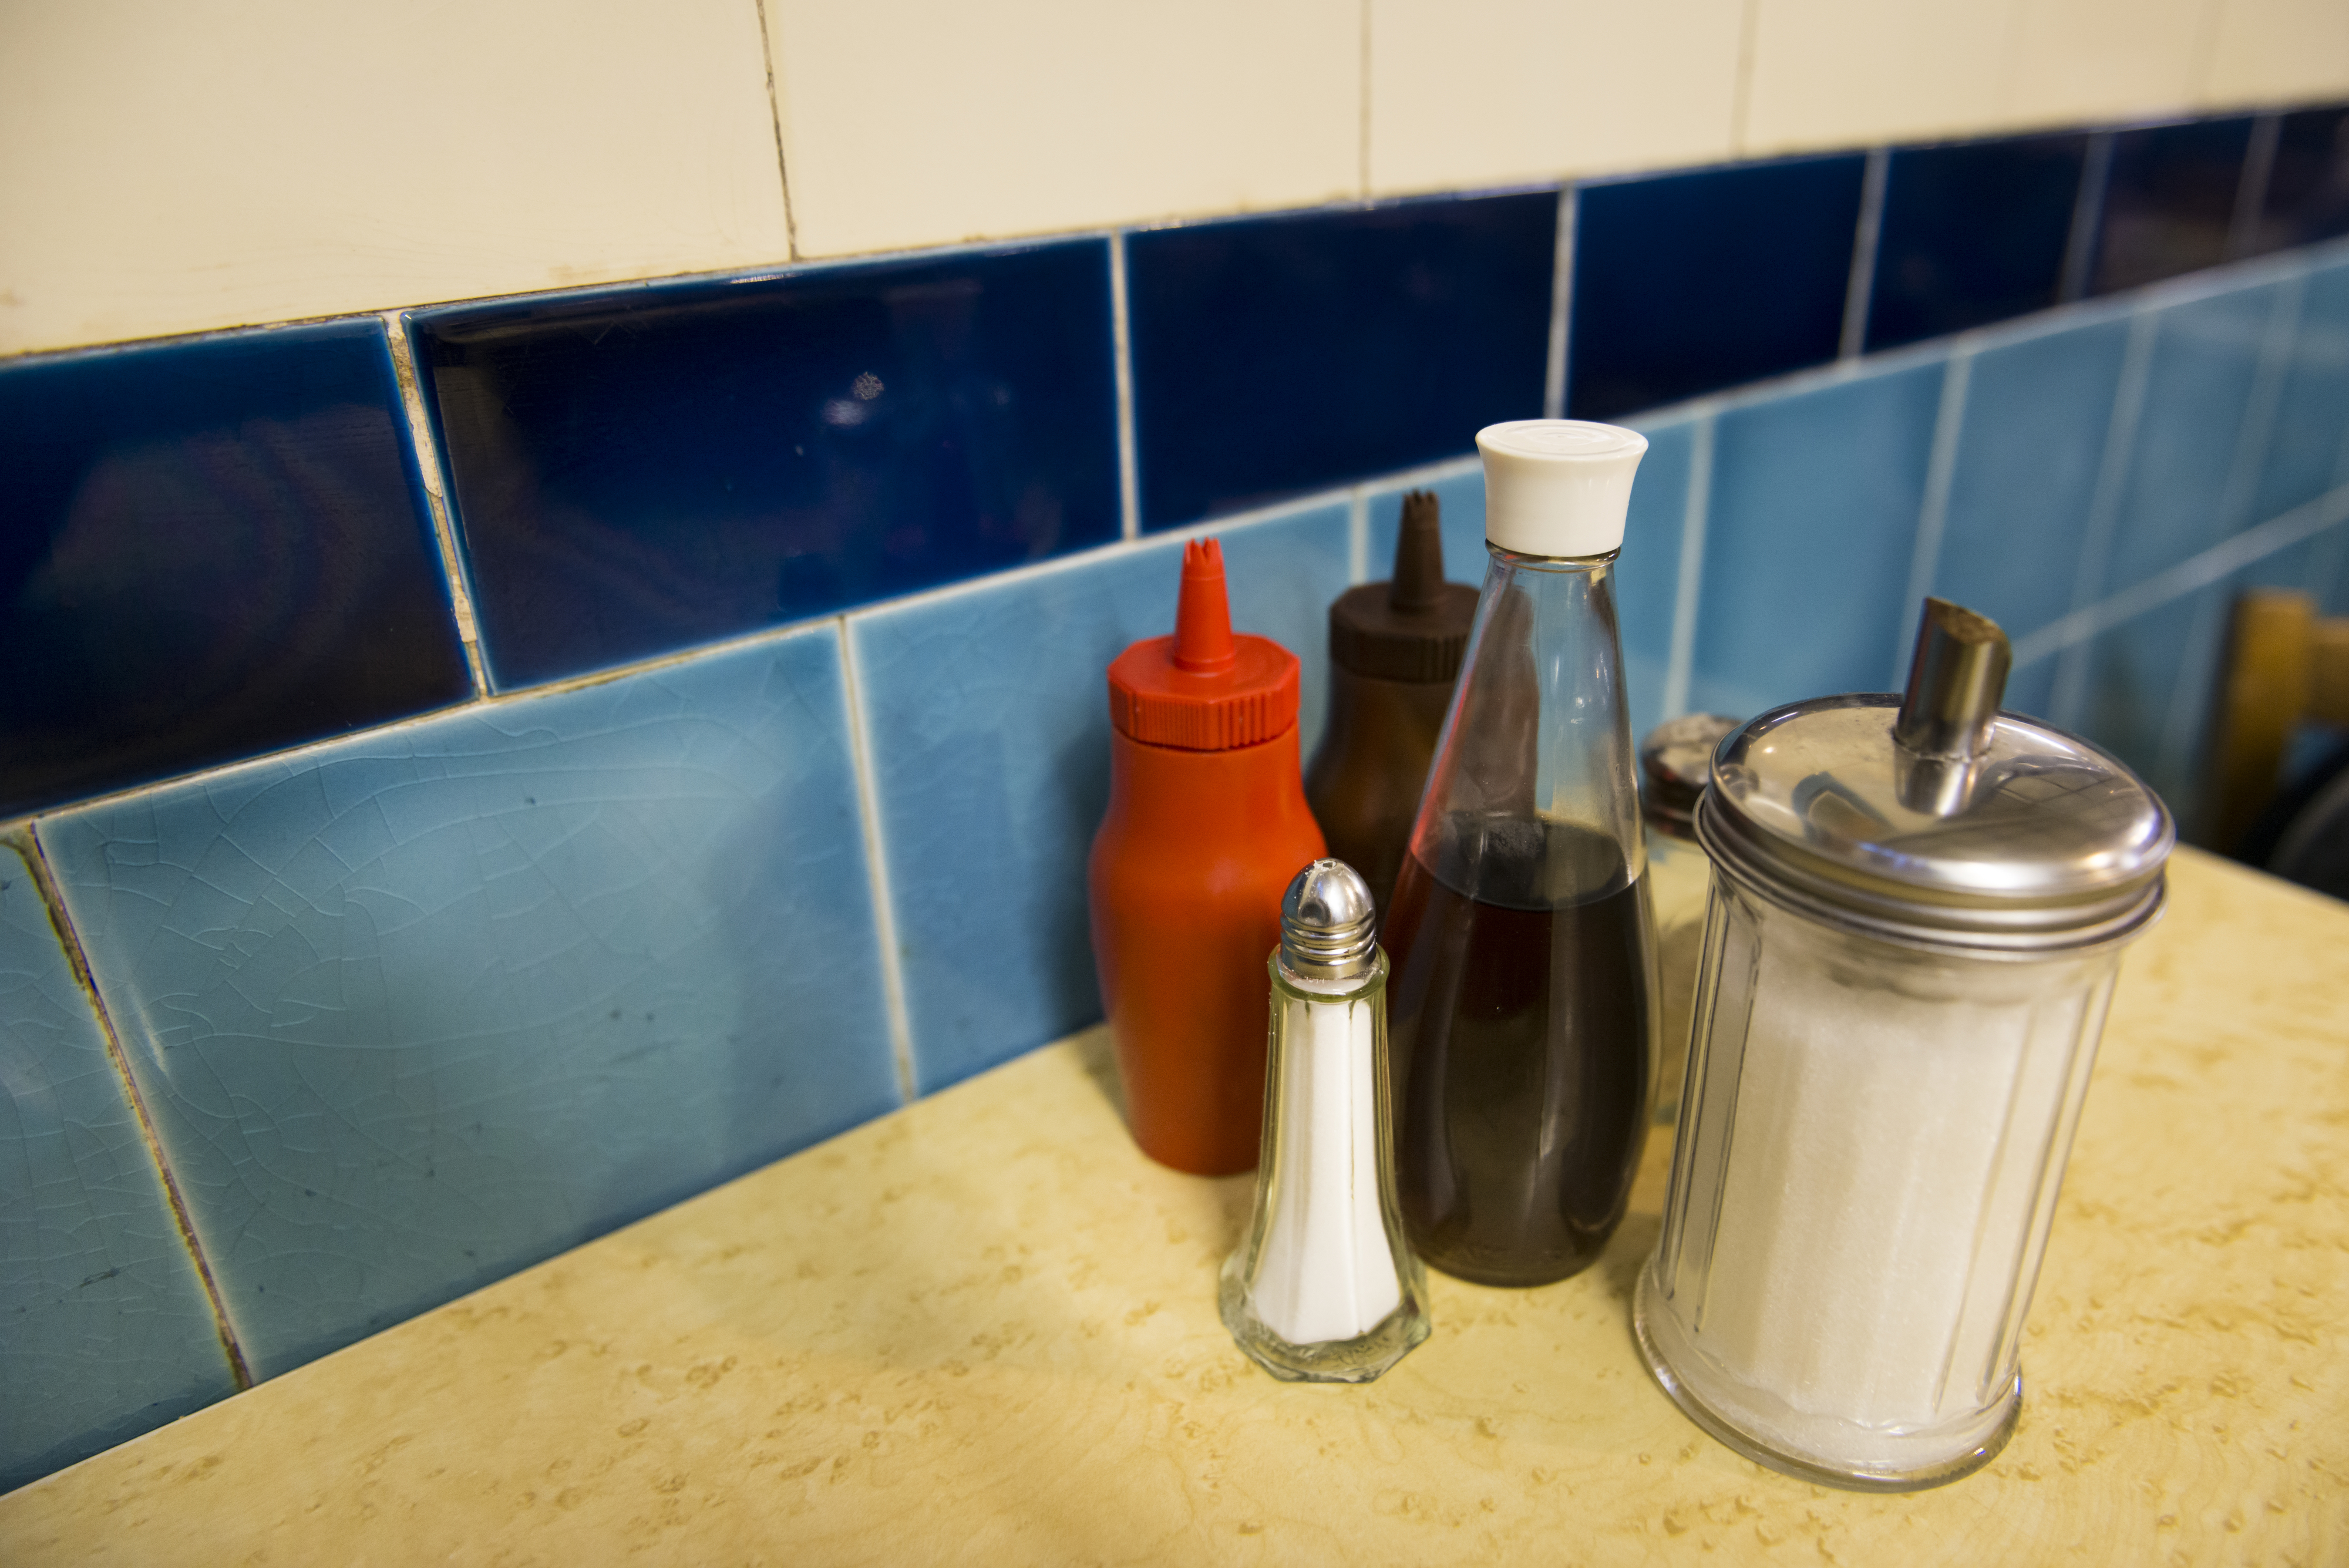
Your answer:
1329;490;1479;683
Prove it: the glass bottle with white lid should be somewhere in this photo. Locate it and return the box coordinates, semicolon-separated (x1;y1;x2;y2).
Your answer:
1635;599;2175;1491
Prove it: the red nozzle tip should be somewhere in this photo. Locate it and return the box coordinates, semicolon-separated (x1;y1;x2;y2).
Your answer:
1173;539;1238;674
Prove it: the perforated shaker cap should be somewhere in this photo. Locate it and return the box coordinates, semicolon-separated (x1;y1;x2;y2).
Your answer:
1477;420;1648;558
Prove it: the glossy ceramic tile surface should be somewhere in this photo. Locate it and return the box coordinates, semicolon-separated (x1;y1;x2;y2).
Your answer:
2067;585;2214;818
2092;117;2255;297
2250;256;2349;526
852;503;1351;1093
416;243;1120;688
40;628;899;1378
1569;155;1866;419
1614;419;1697;741
0;840;237;1493
1931;317;2133;644
2096;282;2283;598
1865;134;2089;351
0;321;470;820
2253;106;2349;255
1688;361;1945;719
1126;194;1555;528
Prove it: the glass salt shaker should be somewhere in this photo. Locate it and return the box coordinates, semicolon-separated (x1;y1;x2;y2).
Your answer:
1635;599;2175;1490
1221;860;1431;1382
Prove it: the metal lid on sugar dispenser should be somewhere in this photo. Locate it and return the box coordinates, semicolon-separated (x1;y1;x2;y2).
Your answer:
1695;599;2176;951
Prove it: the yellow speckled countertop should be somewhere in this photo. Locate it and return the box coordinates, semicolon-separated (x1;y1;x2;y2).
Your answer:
4;847;2345;1565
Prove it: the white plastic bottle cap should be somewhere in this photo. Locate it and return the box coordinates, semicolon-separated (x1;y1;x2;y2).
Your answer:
1477;419;1648;558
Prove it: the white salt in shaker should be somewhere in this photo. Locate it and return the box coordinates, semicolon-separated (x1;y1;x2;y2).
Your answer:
1220;859;1431;1382
1636;599;2174;1490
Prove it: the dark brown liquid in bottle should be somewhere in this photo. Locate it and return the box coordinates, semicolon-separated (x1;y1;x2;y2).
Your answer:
1383;813;1654;1287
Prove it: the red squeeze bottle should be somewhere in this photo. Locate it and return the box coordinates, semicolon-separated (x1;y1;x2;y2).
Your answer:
1088;539;1327;1176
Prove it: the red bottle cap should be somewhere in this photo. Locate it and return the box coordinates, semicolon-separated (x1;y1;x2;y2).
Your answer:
1107;539;1301;751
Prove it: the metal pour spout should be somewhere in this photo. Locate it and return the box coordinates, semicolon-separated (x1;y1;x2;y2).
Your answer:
1893;598;2012;816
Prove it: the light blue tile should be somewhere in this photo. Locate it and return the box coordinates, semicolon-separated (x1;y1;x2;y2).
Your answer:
2069;587;2214;827
2251;257;2349;527
1935;318;2133;645
1689;361;1946;722
853;502;1351;1093
2000;655;2060;724
41;628;898;1379
0;839;237;1493
2100;282;2281;597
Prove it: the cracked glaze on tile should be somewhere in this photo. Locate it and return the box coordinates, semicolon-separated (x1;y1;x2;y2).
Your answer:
850;502;1351;1094
36;628;899;1378
0;840;236;1493
0;848;2340;1563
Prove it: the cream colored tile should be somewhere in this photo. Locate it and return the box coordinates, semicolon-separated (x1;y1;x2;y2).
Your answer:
2202;0;2349;108
1365;0;1742;196
769;0;1359;259
0;0;789;356
1742;0;2025;153
2001;0;2216;127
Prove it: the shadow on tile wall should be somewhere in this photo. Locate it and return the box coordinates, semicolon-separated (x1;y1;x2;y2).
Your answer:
6;100;2349;1491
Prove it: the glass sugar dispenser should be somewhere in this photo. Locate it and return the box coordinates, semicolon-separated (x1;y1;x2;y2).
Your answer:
1221;860;1431;1383
1635;598;2175;1492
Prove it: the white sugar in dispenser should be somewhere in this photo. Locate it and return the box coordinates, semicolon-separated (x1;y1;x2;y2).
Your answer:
1635;598;2175;1490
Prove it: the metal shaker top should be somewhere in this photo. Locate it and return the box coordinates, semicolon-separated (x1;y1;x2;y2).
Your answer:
1697;600;2175;950
1280;859;1378;980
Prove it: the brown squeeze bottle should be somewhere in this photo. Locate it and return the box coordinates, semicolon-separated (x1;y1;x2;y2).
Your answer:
1088;539;1327;1176
1304;491;1479;918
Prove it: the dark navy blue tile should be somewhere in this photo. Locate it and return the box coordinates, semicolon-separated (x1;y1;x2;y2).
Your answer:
0;322;470;820
42;626;899;1377
2251;105;2349;255
1865;133;2089;351
1;839;238;1493
1688;359;1946;721
1933;315;2135;645
2092;117;2256;296
1569;154;1866;420
851;502;1351;1093
415;242;1121;689
1128;193;1557;528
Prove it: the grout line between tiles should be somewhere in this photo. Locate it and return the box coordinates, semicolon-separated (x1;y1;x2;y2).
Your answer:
8;823;255;1393
2227;112;2283;261
1109;233;1142;541
1839;149;1890;361
834;623;918;1105
2059;131;2115;304
2050;305;2159;725
1661;413;1714;720
382;313;492;697
1894;348;1974;684
1544;187;1576;420
2013;478;2349;668
1348;486;1369;583
751;0;800;260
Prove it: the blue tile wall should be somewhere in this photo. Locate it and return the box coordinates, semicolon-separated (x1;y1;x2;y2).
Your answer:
1126;193;1556;528
1866;133;2089;351
415;241;1122;689
9;100;2349;1493
2253;107;2349;255
0;839;239;1491
39;627;898;1377
0;321;471;820
1930;314;2136;645
1687;361;1947;719
2094;116;2256;296
1569;154;1866;419
851;502;1351;1093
